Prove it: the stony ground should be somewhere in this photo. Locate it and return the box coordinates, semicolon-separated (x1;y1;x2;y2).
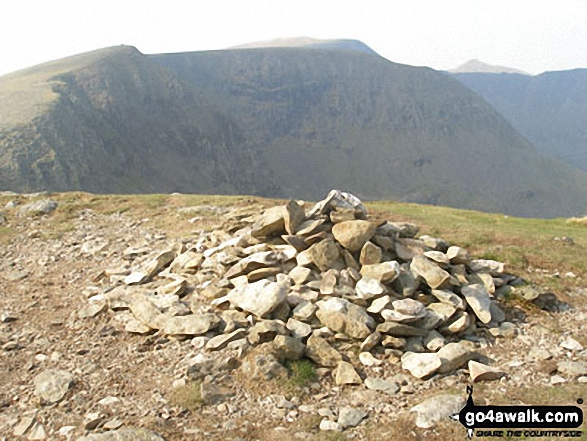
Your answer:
0;192;586;441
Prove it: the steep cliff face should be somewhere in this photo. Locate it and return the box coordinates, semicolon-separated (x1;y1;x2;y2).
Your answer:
152;48;587;217
0;46;279;195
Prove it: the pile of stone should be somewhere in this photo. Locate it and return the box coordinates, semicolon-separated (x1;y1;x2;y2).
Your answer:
87;190;518;382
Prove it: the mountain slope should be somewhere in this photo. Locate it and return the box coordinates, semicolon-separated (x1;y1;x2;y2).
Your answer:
453;69;587;172
450;59;529;75
151;48;587;217
0;46;278;194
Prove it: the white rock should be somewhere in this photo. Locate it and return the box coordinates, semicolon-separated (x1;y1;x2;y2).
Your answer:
410;394;465;428
461;284;492;324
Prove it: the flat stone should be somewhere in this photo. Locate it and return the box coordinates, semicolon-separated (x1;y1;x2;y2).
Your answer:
251;206;286;238
332;220;376;252
469;259;505;276
18;199;58;216
360;261;400;283
423;251;450;266
461;284;492;324
446;246;471;265
410;394;466;429
27;422;47;440
367;296;392;314
437;342;479;373
338;407;368;429
468;361;506;382
306;336;342;367
288;266;313;285
335;361;362;385
364;377;399;395
227;280;287;318
401;352;442;379
284;200;306;235
360;332;382;352
560;337;584;351
286;318;312;339
162;314;221;336
557;361;587;377
13;410;37;436
376;322;427;337
34;369;74;404
410;255;450;289
355;277;386;300
431;289;465;310
359;352;382;366
319;419;342;432
206;329;247;351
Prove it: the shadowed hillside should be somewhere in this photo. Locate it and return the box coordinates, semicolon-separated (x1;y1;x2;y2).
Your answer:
2;44;587;217
453;69;587;173
0;46;278;195
151;48;587;217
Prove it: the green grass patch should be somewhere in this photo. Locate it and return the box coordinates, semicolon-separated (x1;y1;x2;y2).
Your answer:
167;380;203;411
286;359;318;389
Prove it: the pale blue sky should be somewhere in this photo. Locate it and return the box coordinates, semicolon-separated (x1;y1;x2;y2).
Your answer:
1;0;586;76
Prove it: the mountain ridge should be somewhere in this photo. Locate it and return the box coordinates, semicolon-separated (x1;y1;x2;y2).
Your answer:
1;43;587;218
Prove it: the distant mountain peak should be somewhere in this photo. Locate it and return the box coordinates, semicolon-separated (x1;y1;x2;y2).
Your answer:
450;59;529;75
228;37;378;55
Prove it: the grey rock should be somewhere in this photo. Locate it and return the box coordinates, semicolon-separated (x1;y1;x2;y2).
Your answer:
18;199;58;217
306;336;342;367
286;318;312;339
227;280;287;318
557;361;587;377
364;377;399;395
284;200;306;235
411;255;450;289
206;329;247;351
251;206;286;238
34;369;74;404
162;314;221;336
437;342;479;373
469;259;505;276
308;239;343;271
319;419;342;432
359;241;382;265
401;352;441;379
360;261;400;283
410;394;466;429
355;277;386;300
376;322;427;337
431;289;465;310
248;320;288;345
338;407;368;429
272;335;306;361
446;246;471;265
461;284;492;324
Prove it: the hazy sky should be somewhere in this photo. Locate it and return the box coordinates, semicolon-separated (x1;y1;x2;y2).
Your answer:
1;0;586;76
